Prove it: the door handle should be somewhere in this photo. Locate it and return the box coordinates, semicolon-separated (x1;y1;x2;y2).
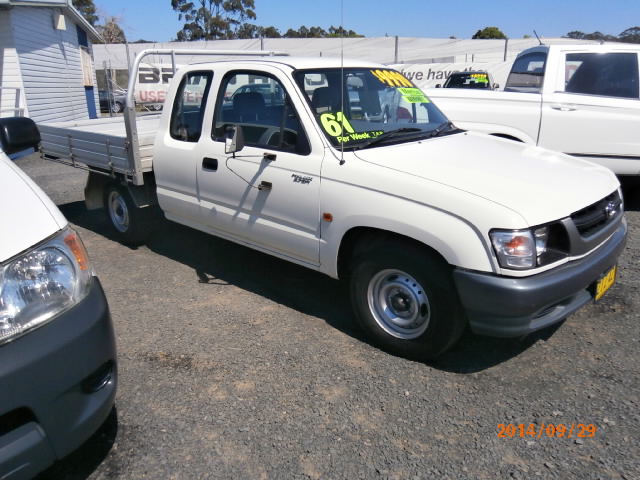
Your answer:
550;104;577;112
263;152;277;162
202;157;218;171
258;181;272;191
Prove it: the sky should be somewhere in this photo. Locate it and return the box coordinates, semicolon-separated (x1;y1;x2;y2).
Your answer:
94;0;640;42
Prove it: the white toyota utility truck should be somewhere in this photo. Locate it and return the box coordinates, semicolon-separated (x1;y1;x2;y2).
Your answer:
37;50;627;359
426;43;640;176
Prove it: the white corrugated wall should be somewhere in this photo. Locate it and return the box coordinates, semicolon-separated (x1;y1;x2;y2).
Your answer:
10;6;98;123
0;9;28;118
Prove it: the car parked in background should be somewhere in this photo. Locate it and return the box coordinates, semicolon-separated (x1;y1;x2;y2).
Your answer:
0;118;117;479
98;89;127;113
436;71;499;90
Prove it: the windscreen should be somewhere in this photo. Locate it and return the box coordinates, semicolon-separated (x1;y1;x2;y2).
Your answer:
294;68;452;149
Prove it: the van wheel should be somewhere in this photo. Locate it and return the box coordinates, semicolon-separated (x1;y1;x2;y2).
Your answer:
104;184;149;245
349;243;466;360
111;102;123;114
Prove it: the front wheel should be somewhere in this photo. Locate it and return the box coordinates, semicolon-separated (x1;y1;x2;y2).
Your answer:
104;184;150;245
349;244;466;360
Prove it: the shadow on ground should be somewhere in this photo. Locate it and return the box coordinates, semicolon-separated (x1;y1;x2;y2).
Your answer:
35;407;118;480
60;201;554;373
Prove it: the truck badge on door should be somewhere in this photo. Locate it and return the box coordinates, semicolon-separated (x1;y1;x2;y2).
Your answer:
291;174;313;185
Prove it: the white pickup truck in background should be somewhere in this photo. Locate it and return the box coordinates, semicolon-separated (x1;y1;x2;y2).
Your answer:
36;50;627;359
426;44;640;176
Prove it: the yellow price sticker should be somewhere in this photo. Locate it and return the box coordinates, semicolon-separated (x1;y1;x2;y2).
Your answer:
370;69;414;88
397;87;430;104
320;112;355;137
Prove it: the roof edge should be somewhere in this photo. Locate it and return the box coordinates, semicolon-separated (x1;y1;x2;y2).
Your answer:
3;0;103;43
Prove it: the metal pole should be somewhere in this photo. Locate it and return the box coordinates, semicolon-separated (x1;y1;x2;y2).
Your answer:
260;36;264;50
125;41;132;73
104;60;112;117
394;35;399;63
15;88;21;116
503;38;509;61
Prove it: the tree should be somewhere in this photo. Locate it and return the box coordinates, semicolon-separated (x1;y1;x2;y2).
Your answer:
261;26;281;38
236;22;259;38
282;25;363;38
171;0;256;41
97;17;126;43
565;30;585;39
327;25;362;38
72;0;99;26
472;27;507;39
619;26;640;43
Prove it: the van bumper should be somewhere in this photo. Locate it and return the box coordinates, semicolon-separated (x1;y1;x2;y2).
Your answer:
0;277;117;480
453;219;627;337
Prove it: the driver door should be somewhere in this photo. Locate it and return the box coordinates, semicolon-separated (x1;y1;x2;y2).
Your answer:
197;69;323;265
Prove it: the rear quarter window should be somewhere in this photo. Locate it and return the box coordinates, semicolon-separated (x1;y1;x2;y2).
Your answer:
169;71;213;142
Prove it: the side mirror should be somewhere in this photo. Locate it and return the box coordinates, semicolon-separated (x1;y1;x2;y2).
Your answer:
225;125;245;155
435;84;441;88
0;117;40;155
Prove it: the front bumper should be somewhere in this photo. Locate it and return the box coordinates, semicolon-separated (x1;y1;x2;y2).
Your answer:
453;219;627;337
0;277;117;480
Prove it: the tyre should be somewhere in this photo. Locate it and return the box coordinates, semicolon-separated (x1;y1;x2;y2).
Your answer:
104;184;150;245
111;102;123;114
349;243;466;360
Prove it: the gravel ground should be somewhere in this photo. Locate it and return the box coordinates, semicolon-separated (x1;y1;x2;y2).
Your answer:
15;153;638;480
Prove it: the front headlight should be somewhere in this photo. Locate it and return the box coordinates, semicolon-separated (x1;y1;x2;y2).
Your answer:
490;229;538;269
0;228;92;345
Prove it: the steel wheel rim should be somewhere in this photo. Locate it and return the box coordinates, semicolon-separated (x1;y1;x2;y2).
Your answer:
108;190;129;233
367;269;431;339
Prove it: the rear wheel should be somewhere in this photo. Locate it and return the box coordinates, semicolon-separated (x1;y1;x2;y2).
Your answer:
111;101;123;114
104;184;150;245
349;243;466;360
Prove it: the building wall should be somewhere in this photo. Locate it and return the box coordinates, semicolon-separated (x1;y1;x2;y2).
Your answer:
10;6;99;123
0;9;28;117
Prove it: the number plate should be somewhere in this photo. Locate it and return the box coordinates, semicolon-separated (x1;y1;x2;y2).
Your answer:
594;265;617;302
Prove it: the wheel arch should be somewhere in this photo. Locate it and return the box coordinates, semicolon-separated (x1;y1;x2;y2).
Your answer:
337;227;451;280
84;171;158;210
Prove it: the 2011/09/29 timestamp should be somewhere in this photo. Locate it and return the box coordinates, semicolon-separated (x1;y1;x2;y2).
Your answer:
497;423;597;439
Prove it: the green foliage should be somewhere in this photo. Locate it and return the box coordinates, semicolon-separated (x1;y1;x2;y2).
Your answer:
236;24;281;39
619;26;640;43
283;25;363;38
72;0;99;26
171;0;256;41
564;27;640;43
97;17;126;43
472;27;507;39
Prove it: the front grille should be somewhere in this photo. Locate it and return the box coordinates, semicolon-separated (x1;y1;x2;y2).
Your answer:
571;191;622;237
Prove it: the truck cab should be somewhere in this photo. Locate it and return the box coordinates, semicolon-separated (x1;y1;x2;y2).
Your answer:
37;52;628;359
427;43;640;175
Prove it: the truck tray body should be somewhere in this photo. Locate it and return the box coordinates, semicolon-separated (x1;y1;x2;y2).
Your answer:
39;115;160;183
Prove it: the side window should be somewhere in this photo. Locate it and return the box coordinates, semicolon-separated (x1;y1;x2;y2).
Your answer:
505;52;547;92
213;71;310;155
564;53;639;99
170;71;213;142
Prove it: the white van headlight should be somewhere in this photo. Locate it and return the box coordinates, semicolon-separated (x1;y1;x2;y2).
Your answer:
0;228;92;345
490;227;550;270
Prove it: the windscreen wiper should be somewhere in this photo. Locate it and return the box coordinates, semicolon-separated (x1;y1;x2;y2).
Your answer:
426;121;460;139
352;127;424;150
